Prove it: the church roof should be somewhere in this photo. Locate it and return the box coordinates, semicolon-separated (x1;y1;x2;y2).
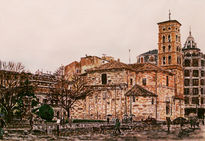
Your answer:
125;84;157;97
129;63;173;75
157;20;181;25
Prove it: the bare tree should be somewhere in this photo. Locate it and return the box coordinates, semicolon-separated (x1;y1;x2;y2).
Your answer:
50;66;93;119
0;60;37;123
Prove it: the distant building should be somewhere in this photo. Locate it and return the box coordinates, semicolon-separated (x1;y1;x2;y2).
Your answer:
182;31;205;118
64;55;112;80
137;49;158;65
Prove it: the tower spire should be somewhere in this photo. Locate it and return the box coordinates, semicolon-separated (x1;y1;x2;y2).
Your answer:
189;26;192;36
169;10;171;20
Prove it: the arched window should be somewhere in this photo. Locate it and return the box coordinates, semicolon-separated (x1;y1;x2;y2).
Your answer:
168;35;171;42
176;35;178;41
184;59;191;67
163;46;166;52
168;45;171;52
140;57;144;63
162;36;166;43
163;56;166;65
168;56;171;64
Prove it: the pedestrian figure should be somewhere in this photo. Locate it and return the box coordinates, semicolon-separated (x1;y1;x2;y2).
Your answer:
115;118;121;134
166;117;171;134
107;117;110;124
0;116;5;139
57;118;61;136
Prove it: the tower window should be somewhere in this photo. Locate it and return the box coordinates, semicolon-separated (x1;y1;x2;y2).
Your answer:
201;60;205;67
201;79;204;85
133;96;135;102
192;97;199;104
184;97;189;104
166;76;169;86
168;56;171;64
142;78;146;86
151;98;154;105
162;36;166;43
163;46;166;52
193;70;199;77
201;98;204;104
192;59;199;67
168;45;171;52
168;35;171;42
201;88;204;94
184;88;190;95
163;57;166;65
201;71;205;77
192;79;199;86
176;35;178;42
101;73;107;84
184;79;190;86
140;57;144;63
184;70;190;77
184;59;191;67
177;56;181;65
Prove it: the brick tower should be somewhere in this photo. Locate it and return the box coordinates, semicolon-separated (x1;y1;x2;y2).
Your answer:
157;12;184;98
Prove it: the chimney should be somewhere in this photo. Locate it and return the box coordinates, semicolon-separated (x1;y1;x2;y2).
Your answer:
117;58;120;62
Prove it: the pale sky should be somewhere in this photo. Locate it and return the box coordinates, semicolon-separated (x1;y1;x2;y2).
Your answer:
0;0;205;73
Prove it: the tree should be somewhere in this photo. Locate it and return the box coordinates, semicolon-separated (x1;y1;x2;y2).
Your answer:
39;104;54;122
0;60;37;122
49;66;93;119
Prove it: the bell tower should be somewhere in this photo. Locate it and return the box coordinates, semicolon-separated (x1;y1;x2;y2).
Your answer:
157;12;184;98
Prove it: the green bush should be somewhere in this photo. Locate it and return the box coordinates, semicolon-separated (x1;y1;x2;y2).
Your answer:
72;119;106;123
39;104;54;122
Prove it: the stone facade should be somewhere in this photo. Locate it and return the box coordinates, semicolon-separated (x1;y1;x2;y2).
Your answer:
70;61;183;121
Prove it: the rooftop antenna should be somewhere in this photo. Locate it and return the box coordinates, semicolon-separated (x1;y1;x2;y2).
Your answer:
129;49;131;64
169;10;171;21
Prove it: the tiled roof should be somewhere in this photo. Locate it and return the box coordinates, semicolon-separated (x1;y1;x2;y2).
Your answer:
129;63;173;75
157;20;181;25
140;49;158;56
125;84;157;97
87;61;135;72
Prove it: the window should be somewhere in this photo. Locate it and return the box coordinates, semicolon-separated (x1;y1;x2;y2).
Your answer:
192;97;199;105
163;46;166;52
163;36;165;43
166;76;169;86
163;56;166;65
168;35;171;42
184;70;190;77
201;71;205;77
102;74;107;84
163;28;166;31
201;88;204;94
184;88;190;95
184;59;191;67
184;97;189;104
43;99;47;104
193;88;199;95
140;57;144;63
168;56;171;64
193;70;199;77
177;56;181;65
152;98;154;105
201;98;204;104
184;79;190;86
176;35;178;42
130;78;133;85
133;96;135;102
192;59;199;67
201;79;204;85
168;45;171;52
201;60;205;67
142;78;146;86
193;79;199;86
166;100;170;115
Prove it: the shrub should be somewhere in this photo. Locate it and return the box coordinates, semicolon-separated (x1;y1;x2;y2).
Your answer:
39;104;54;122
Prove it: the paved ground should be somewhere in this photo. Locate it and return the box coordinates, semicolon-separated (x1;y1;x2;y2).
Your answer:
1;125;205;140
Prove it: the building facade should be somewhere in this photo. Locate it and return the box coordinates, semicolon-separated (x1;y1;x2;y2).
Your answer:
183;31;205;118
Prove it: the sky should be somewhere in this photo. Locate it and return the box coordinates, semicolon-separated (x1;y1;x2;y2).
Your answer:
0;0;205;73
